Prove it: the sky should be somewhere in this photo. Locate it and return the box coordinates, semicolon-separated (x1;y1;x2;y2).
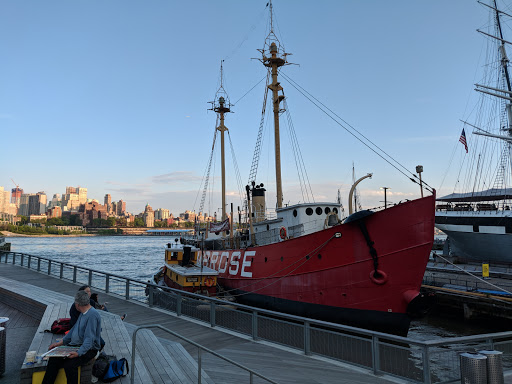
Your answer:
0;0;502;216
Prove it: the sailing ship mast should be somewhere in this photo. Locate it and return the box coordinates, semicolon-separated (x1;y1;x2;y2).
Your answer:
259;0;290;209
210;62;231;234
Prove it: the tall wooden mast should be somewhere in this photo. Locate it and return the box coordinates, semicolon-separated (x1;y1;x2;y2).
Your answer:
260;0;289;208
210;62;231;233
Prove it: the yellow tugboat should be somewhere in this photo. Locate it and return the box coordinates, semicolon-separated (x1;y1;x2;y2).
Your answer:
154;238;218;296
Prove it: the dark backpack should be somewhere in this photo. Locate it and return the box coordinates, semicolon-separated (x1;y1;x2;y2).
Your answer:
46;318;71;334
93;353;129;382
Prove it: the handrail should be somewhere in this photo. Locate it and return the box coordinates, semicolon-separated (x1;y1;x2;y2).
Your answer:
131;324;279;384
3;249;512;384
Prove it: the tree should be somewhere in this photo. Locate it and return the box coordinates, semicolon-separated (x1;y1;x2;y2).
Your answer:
133;217;145;227
107;217;117;227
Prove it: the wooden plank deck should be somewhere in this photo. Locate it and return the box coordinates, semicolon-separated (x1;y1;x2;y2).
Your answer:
0;261;396;384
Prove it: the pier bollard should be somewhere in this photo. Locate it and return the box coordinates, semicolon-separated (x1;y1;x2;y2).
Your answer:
460;353;487;384
478;350;504;384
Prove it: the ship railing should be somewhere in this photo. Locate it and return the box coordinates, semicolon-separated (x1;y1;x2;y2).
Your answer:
2;250;512;384
131;324;279;384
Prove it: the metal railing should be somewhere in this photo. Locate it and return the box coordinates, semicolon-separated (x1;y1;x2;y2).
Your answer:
132;325;278;384
2;250;512;384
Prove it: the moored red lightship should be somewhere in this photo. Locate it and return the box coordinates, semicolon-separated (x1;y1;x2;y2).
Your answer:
162;1;435;336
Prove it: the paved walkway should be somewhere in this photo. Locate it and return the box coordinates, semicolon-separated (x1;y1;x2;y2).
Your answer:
0;262;399;384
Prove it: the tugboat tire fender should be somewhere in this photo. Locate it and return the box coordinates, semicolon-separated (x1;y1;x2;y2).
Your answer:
369;269;388;285
279;227;287;240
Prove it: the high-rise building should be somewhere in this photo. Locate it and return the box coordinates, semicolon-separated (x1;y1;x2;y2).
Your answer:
11;187;23;208
116;200;126;216
143;203;154;227
48;194;61;209
104;194;111;212
0;187;16;215
155;208;170;221
19;192;46;216
78;187;87;205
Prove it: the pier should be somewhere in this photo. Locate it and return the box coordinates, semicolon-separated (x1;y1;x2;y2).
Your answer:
1;251;512;384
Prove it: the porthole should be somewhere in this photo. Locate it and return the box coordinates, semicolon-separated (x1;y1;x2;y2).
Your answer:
316;207;322;215
293;209;298;217
306;208;313;216
318;254;322;260
325;207;331;214
306;255;310;260
333;208;338;214
264;257;268;262
280;257;284;262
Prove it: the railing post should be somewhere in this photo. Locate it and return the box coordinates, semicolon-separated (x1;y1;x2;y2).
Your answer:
488;337;494;350
372;335;380;376
20;253;24;266
60;263;64;279
73;266;77;283
48;260;51;275
177;293;182;316
88;270;93;286
28;255;31;269
37;258;41;272
250;372;254;384
12;253;15;265
304;321;311;355
148;285;154;307
125;280;130;300
252;311;258;340
105;274;110;293
210;301;216;327
197;348;202;384
422;344;431;384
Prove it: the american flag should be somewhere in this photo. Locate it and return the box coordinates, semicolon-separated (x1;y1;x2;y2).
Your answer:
459;128;468;153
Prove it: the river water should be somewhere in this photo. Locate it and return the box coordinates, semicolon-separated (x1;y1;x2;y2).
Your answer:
6;236;503;341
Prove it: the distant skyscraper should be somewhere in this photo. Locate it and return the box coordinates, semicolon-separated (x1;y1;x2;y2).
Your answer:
154;208;170;221
104;194;111;207
143;203;154;227
78;187;87;205
11;187;23;208
116;200;126;216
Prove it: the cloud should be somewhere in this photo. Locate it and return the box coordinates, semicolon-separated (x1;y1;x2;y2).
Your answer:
152;172;202;184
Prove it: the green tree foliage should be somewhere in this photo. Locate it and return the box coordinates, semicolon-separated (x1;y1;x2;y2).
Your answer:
133;217;145;227
107;217;117;227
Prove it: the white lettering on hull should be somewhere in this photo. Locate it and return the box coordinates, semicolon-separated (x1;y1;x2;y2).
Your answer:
202;250;254;278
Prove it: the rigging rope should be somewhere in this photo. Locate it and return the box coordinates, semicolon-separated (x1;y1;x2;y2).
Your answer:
196;117;219;215
434;253;512;296
248;71;271;184
283;98;315;203
227;131;246;210
280;72;436;193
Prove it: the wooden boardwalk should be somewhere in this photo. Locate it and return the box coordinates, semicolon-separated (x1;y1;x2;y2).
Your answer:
0;262;399;384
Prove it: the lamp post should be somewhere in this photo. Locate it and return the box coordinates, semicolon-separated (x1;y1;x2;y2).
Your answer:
381;187;390;209
416;165;424;198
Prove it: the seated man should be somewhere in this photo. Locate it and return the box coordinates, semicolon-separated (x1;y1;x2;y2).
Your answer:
42;290;102;384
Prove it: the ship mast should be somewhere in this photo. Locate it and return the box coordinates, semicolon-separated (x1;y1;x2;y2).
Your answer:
210;62;231;234
259;0;289;209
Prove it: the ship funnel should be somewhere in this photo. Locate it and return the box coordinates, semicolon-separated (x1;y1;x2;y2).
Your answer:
252;184;266;223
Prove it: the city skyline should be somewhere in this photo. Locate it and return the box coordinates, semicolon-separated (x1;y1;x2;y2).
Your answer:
1;1;487;213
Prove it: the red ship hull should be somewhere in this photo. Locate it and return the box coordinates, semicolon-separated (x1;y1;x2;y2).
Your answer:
200;194;435;336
